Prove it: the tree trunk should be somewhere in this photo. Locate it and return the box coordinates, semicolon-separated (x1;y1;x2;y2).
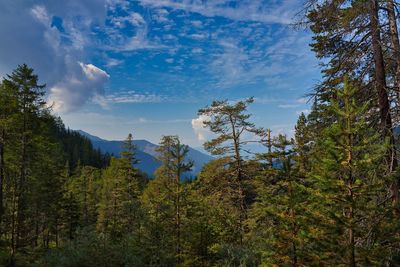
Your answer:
349;185;355;267
387;0;400;106
0;129;4;225
16;97;28;253
369;0;399;213
176;159;181;266
230;116;245;244
267;129;273;168
10;177;17;267
289;179;298;267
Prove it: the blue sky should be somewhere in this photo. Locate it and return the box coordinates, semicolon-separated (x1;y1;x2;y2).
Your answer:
0;0;320;147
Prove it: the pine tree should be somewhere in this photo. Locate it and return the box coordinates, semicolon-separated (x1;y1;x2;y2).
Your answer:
97;157;140;238
189;157;240;266
309;81;397;265
0;80;17;232
141;136;193;266
294;113;311;177
303;0;400;212
121;133;139;166
248;134;312;266
198;97;263;244
0;64;49;265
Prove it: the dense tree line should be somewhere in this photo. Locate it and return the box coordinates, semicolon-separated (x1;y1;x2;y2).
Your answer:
0;65;110;266
22;84;396;267
1;1;400;265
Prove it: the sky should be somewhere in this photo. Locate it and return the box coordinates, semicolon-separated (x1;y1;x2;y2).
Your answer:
0;0;321;147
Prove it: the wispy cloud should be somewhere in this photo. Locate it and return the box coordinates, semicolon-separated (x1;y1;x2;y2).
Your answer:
104;91;165;104
106;58;124;67
133;117;191;124
104;10;167;52
270;123;295;136
138;0;300;24
278;97;309;108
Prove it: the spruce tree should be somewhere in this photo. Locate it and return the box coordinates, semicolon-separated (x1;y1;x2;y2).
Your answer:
141;135;192;266
309;81;396;265
97;157;140;238
303;0;400;211
248;134;312;266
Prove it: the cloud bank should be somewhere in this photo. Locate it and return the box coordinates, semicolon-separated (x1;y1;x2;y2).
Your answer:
48;62;110;113
0;1;109;113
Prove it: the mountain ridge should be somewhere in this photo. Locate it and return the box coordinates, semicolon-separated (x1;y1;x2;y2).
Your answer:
76;130;213;177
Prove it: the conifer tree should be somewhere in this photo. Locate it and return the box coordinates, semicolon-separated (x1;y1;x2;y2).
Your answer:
97;157;140;238
294;113;311;176
189;157;240;264
141;135;192;266
1;64;49;265
249;134;312;266
198;97;263;244
121;133;139;166
309;81;396;265
303;0;400;211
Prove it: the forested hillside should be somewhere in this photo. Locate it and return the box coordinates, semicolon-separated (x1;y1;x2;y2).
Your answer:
1;0;400;266
77;130;213;177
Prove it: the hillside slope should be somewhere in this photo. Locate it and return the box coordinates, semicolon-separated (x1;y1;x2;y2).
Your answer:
76;130;213;177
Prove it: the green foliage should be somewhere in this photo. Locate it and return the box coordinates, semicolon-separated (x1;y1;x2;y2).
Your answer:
121;133;139;166
308;81;397;265
248;134;314;266
0;64;399;267
140;135;194;266
35;228;146;267
97;157;141;237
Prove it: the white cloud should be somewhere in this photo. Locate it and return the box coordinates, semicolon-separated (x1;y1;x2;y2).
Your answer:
278;97;310;108
129;12;146;26
110;12;145;28
191;20;203;27
210;40;252;87
103;7;169;52
192;47;203;53
254;96;279;104
191;114;212;142
270;123;295;137
296;97;308;104
80;62;109;80
279;104;300;108
48;62;110;113
105;90;165;103
203;26;317;91
30;5;62;53
134;117;190;124
106;58;124;67
152;8;170;23
108;16;166;51
138;0;300;24
0;1;111;113
31;5;51;25
190;33;207;40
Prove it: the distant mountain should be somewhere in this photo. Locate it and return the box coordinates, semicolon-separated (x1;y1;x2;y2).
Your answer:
76;130;213;178
76;130;105;142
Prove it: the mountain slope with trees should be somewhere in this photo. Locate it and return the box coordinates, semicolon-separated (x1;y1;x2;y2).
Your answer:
1;0;400;265
77;130;213;177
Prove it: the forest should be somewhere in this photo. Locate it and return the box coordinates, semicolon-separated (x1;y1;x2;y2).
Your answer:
1;0;400;266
